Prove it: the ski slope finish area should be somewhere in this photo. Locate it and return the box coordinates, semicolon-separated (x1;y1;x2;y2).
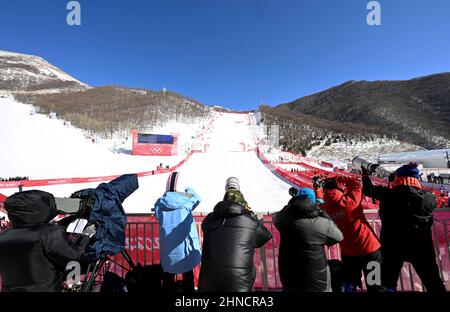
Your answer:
166;113;293;213
0;99;292;213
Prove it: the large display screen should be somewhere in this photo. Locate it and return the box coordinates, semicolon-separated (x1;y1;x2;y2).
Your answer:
137;134;174;145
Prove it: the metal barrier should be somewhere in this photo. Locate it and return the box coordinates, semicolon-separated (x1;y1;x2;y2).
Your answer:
110;209;450;292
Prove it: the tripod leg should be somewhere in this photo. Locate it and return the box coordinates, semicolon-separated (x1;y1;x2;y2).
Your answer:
81;259;106;292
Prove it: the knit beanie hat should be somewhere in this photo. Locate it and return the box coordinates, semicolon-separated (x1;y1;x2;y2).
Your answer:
224;189;251;211
322;178;339;190
225;177;240;191
395;162;420;179
296;187;317;203
289;187;298;197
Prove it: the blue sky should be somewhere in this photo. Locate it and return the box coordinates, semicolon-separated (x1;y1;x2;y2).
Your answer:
1;0;450;110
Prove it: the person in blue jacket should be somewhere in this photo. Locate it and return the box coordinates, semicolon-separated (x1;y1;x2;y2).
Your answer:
154;171;202;292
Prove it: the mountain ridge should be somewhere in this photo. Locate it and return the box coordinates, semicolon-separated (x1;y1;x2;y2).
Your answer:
1;50;449;160
0;50;89;93
262;72;450;157
0;50;211;138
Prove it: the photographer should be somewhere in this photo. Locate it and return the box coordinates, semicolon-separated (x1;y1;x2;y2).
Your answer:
199;177;272;292
362;162;446;293
312;176;325;204
320;175;384;292
0;190;96;292
274;187;343;292
154;172;202;292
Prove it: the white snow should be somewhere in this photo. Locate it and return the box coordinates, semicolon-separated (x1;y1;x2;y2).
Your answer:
0;98;187;179
0;50;85;85
0;99;293;213
306;138;424;164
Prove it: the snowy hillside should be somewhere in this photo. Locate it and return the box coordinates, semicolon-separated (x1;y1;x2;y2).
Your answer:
0;98;198;178
275;73;450;151
0;50;88;93
0;98;293;213
307;138;423;164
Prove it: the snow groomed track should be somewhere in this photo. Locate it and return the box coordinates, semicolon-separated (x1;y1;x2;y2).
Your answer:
0;100;293;213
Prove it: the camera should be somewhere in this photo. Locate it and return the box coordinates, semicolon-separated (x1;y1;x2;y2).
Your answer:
352;156;392;178
312;176;326;189
54;192;96;228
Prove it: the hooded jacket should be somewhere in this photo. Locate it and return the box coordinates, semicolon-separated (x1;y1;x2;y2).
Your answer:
274;197;343;292
198;200;272;292
321;176;381;257
154;187;202;274
0;190;90;292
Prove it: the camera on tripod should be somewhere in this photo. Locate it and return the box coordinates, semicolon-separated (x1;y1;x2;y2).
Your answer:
54;192;96;231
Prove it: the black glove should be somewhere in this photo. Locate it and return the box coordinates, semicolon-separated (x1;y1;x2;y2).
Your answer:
82;222;97;238
361;165;371;176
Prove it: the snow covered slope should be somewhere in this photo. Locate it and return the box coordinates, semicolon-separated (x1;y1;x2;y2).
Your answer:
0;50;88;93
165;114;293;213
0;98;187;178
0;99;293;213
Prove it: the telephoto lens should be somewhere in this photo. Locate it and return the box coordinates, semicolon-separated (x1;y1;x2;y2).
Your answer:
352;156;378;173
225;177;240;191
352;156;393;178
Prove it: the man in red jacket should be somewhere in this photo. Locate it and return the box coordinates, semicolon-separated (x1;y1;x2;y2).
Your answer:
319;175;384;292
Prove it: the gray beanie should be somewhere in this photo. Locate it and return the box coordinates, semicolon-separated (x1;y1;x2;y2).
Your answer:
225;177;240;191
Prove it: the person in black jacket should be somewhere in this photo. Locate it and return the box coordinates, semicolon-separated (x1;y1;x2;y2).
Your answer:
0;190;96;292
273;187;343;292
198;178;272;292
362;162;446;293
